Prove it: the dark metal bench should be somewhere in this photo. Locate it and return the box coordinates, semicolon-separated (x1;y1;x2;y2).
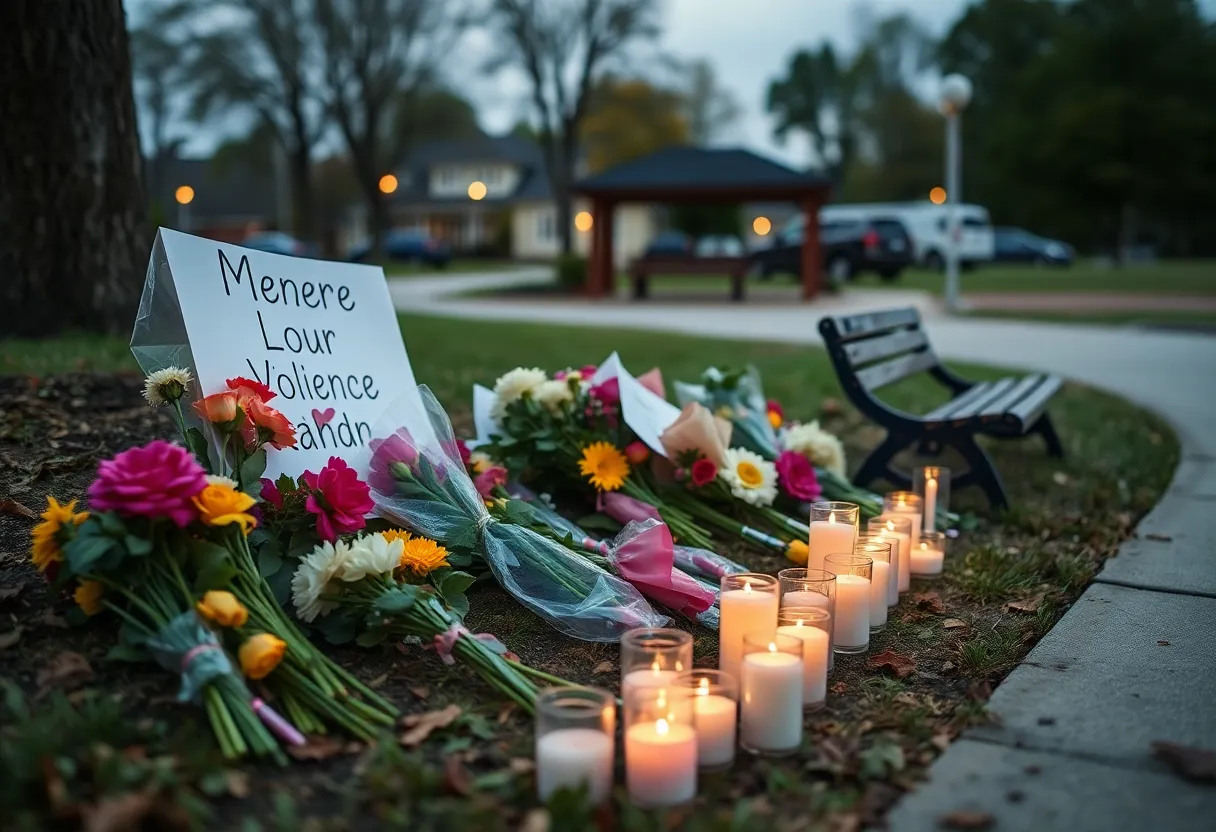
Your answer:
818;307;1064;510
629;256;750;301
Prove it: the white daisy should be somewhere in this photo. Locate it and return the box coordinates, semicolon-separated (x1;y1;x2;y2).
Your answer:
291;540;352;623
142;367;193;406
782;421;847;477
490;367;547;420
532;378;574;414
719;447;779;507
343;533;403;582
205;475;239;489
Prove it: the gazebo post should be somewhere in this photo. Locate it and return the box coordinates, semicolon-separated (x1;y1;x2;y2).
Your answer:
800;194;822;300
585;197;614;297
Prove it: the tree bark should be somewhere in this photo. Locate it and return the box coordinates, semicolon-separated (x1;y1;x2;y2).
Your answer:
0;0;148;337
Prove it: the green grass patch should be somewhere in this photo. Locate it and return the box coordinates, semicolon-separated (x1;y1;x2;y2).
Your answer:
965;309;1216;330
875;260;1216;295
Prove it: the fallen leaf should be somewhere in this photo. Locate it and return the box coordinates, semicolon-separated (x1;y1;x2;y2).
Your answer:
224;770;250;798
913;592;945;614
0;498;38;520
1152;741;1216;783
592;661;614;675
1157;640;1171;647
444;755;473;796
409;685;430;700
1052;471;1070;486
831;681;849;695
287;735;351;761
37;651;94;695
966;680;992;702
83;792;155;832
400;704;462;747
1145;532;1173;542
868;649;916;679
519;809;550;832
497;702;516;725
940;810;993;829
942;660;956;673
943;618;967;629
0;582;26;604
0;628;22;651
509;757;535;774
931;732;953;752
1005;592;1045;614
367;673;388;689
40;609;69;629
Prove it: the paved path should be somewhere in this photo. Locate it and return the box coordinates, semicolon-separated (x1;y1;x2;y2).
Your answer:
392;270;1216;829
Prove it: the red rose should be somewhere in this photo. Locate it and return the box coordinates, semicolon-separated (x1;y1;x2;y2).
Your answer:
690;457;718;487
775;450;821;502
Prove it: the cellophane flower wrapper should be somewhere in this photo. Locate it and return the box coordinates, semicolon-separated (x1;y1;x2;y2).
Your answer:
147;610;248;705
369;386;667;642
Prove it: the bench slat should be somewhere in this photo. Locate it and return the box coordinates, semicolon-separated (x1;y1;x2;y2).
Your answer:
979;375;1045;420
923;381;996;421
1008;375;1063;426
828;308;923;342
843;329;931;367
947;377;1020;420
856;349;939;391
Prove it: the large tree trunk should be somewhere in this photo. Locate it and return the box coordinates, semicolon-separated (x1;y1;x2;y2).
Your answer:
0;0;148;337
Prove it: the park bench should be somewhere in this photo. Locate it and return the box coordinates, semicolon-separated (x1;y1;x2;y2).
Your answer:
818;307;1064;510
629;256;750;302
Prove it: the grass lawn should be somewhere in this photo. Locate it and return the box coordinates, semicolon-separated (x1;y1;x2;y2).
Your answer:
859;259;1216;295
0;316;1177;829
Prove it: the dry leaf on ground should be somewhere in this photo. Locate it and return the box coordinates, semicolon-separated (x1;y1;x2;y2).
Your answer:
224;770;251;798
913;592;945;614
868;649;916;679
592;661;614;675
83;792;190;832
367;673;388;689
0;498;38;520
37;651;94;695
409;685;430;700
943;618;968;629
497;702;516;725
400;704;462;747
444;755;473;795
287;735;351;761
1005;592;1045;614
831;681;849;695
509;757;535;774
940;810;994;829
1152;740;1216;783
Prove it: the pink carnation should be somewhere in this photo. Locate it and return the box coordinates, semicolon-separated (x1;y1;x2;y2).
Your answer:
87;440;207;527
302;456;374;542
776;450;822;502
588;377;620;407
368;430;418;495
473;466;508;499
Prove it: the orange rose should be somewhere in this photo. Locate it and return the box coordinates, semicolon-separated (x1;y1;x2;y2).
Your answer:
193;391;240;424
245;398;297;449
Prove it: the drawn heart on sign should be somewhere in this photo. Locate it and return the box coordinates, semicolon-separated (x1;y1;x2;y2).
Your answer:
312;407;336;427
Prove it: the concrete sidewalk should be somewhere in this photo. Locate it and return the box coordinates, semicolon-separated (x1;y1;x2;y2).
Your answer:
393;270;1216;828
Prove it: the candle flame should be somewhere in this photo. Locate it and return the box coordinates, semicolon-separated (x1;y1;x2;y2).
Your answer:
927;476;937;487
828;512;837;524
920;542;928;551
767;642;778;653
697;678;709;695
795;619;804;628
651;658;661;673
675;661;684;672
743;581;753;594
885;520;895;532
656;718;670;736
657;689;667;709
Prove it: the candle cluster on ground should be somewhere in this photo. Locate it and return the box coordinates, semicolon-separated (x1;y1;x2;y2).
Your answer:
807;501;859;571
912;531;946;577
882;492;922;591
776;608;831;709
868;516;909;602
740;633;804;755
718;573;779;684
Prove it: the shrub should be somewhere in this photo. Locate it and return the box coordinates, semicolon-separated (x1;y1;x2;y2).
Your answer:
556;254;587;291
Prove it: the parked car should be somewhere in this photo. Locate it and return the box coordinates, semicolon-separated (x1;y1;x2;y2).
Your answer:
642;230;694;258
749;218;915;285
693;234;746;258
347;229;451;267
241;231;320;259
993;227;1074;267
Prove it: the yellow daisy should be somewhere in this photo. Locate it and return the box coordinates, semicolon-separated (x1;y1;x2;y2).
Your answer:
74;580;105;616
381;528;413;546
398;536;450;576
578;442;630;492
31;496;89;572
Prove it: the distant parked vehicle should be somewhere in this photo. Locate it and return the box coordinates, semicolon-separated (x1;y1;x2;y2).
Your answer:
749;217;915;285
993;227;1074;267
347;229;451;267
693;235;746;258
242;231;320;259
642;230;694;258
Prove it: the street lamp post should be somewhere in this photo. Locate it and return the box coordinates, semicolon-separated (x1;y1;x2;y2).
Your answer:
175;185;195;232
938;73;972;314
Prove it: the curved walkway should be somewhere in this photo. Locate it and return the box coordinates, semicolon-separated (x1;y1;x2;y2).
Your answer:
392;270;1216;829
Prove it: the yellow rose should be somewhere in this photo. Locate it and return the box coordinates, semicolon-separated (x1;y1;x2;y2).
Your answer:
74;580;104;616
785;539;809;566
239;633;287;680
192;484;257;534
196;590;249;627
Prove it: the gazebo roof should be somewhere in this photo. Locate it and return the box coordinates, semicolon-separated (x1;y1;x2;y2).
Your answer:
574;146;830;200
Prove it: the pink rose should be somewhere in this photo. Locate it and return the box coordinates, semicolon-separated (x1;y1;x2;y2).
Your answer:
473;466;508;499
368;430;418;495
776;450;822;502
302;456;373;542
588;377;620;407
690;457;718;488
87;440;207;527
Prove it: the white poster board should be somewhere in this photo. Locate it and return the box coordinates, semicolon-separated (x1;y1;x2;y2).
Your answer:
592;353;682;456
133;228;420;480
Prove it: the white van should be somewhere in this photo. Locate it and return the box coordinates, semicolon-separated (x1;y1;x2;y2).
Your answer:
798;202;996;269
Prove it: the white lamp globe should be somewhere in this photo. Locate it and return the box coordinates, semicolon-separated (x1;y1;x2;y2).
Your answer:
939;74;973;113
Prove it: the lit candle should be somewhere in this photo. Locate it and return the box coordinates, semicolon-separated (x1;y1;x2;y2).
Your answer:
740;637;803;754
832;575;871;652
719;575;779;683
881;509;919;592
869;520;906;604
775;618;830;708
692;677;737;769
808;511;857;571
536;728;614;803
924;475;938;532
625;717;698;806
622;659;680;702
780;590;831;610
869;559;890;629
911;533;946;577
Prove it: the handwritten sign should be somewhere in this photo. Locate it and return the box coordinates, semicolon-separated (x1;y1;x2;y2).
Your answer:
592;353;682;455
136;228;419;480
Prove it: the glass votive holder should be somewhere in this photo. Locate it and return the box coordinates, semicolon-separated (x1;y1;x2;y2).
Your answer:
535;686;616;805
777;567;837;670
807;501;860;571
914;466;950;533
856;537;893;633
823;553;873;654
718;573;779;686
623;679;697;807
775;608;832;711
679;669;738;771
740;631;803;756
911;530;947;579
620;627;693;701
868;515;912;600
883;491;923;548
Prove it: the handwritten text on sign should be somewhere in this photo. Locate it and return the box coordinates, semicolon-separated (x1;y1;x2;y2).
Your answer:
159;228;417;479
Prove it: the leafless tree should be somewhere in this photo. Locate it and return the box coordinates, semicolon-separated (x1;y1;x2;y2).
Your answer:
680;59;741;146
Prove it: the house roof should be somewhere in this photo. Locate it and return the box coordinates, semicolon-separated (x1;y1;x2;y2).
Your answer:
574;147;830;200
388;133;553;206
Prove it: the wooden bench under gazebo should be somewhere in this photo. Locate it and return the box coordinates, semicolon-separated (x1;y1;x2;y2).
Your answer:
573;147;833;301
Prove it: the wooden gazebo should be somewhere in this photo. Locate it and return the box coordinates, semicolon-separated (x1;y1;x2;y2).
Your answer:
573;147;832;300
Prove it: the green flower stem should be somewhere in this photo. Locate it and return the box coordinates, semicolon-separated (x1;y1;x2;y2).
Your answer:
343;695;397;727
506;660;573;688
207;686;248;758
276;663;379;741
204;687;238;759
281;689;322;735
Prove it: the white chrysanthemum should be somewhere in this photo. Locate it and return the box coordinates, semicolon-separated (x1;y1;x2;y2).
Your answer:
291;540;352;623
205;475;239;489
532;378;574;413
719;447;779;507
142;367;193;406
343;533;403;582
782;421;847;477
490;367;547;420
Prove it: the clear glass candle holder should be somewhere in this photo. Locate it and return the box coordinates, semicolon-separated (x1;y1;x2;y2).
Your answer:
914;466;950;534
620;627;693;701
777;567;837;670
678;669;738;771
535;686;616;805
855;537;893;633
807;501;860;571
623;679;697;807
823;553;873;654
911;530;947;579
867;515;912;601
883;491;923;543
740;631;803;756
775;608;832;711
718;573;779;686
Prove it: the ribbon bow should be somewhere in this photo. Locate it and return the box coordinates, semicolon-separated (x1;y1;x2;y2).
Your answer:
609;520;716;617
431;623;510;666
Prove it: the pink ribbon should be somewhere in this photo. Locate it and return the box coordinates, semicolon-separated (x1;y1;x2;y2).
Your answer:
180;643;221;672
581;537;612;556
610;522;716;617
252;697;306;746
599;492;663;526
431;623;508;666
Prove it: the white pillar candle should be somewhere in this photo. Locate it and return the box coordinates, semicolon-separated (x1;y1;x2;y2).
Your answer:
536;728;614;804
882;513;918;592
872;528;906;605
833;574;871;651
740;650;803;752
924;476;938;532
719;583;779;683
622;666;680;703
808;514;856;571
869;560;890;628
775;623;829;706
780;590;831;610
911;541;945;575
692;690;737;768
625;718;698;806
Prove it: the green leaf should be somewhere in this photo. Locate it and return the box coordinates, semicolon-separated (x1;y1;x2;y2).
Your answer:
374;585;418;614
439;571;477;598
106;643;149;663
445;522;478;551
185;427;212;470
446;550;474;569
267;565;293;606
355;629;388;648
275;473;296;497
239;449;267;489
313;613;356;645
287;528;317;559
124;534;153;556
195;558;237;593
859;737;906;781
445;593;469;621
503;499;535;526
64;531;116;574
257;547;283;579
97;512;126;535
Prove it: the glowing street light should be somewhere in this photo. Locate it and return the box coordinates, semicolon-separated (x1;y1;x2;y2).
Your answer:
938;73;973;313
175;185;195;205
175;185;195;231
468;180;487;201
574;211;593;232
378;174;398;194
752;216;772;236
929;187;947;205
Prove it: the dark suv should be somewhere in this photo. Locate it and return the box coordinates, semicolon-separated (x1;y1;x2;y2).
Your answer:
750;217;914;285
